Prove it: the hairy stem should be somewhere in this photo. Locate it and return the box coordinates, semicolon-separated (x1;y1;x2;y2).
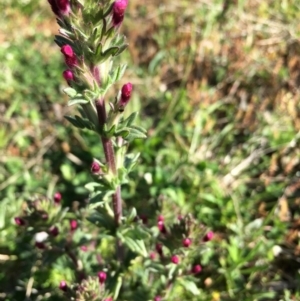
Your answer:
95;99;122;226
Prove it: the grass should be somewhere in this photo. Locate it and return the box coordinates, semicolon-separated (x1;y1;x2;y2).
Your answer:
1;0;300;300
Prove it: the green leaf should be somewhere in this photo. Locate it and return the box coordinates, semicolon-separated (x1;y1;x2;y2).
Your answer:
123;128;147;140
89;190;115;209
54;35;73;48
64;115;83;129
102;46;119;59
127;207;137;222
114;44;128;56
63;88;77;98
123;112;138;127
124;153;140;172
68;99;89;106
110;64;127;83
100;18;107;40
129;125;147;134
93;8;104;24
103;3;113;18
178;279;200;295
85;182;103;192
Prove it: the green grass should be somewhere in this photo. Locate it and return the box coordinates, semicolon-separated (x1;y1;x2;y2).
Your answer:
1;0;300;300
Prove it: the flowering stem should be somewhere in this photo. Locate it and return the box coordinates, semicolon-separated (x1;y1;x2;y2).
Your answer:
95;99;122;226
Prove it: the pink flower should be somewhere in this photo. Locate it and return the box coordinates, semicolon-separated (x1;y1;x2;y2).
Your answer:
63;70;74;82
53;192;62;204
112;0;128;27
48;0;70;16
154;296;162;301
203;231;214;242
61;45;74;57
192;264;202;274
157;220;167;234
91;161;101;174
119;82;133;108
61;45;77;67
171;255;179;264
80;245;88;252
98;271;107;284
149;251;156;260
59;280;68;291
14;217;25;226
155;243;163;256
49;226;59;237
35;242;46;249
182;238;191;248
70;219;78;231
157;215;164;222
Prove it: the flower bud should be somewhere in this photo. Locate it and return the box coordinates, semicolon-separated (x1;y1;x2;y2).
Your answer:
63;70;74;82
192;264;202;274
59;280;68;291
171;255;179;264
49;226;59;237
35;242;46;249
91;161;101;174
48;0;70;16
155;243;163;256
119;82;133;109
53;192;62;204
61;45;74;57
203;231;214;242
70;219;78;231
182;238;191;248
157;220;166;234
157;215;164;222
98;271;107;284
149;251;156;260
112;0;128;27
154;296;162;301
61;45;77;67
80;245;88;252
14;217;25;226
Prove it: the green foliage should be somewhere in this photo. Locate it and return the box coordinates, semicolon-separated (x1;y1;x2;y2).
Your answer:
1;0;300;300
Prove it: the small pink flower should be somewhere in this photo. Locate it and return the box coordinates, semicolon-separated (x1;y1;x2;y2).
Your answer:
112;0;128;27
119;82;133;108
171;255;179;264
54;192;62;204
63;70;74;82
104;298;113;301
91;161;101;174
192;264;202;274
61;45;74;57
182;238;192;248
49;226;59;237
48;0;70;16
98;271;107;284
157;221;167;234
70;219;78;231
61;45;77;67
35;242;46;249
80;245;88;252
154;296;162;301
14;217;25;226
59;280;68;291
149;251;156;260
157;215;164;222
155;243;163;256
203;231;214;242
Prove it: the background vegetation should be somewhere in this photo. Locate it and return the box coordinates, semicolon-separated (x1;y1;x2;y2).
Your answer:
1;0;300;300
